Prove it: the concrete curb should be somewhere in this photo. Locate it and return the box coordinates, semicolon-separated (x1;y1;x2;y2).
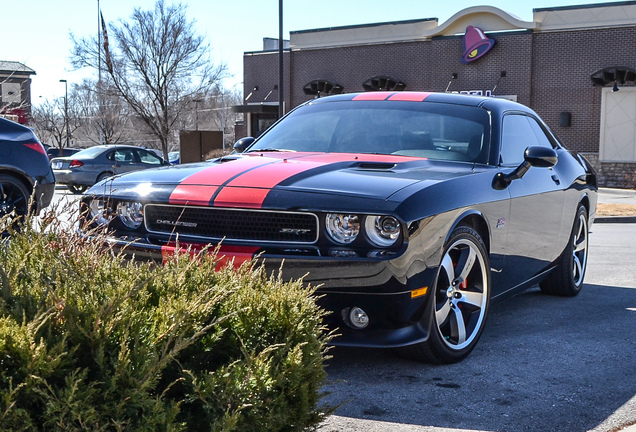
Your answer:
595;216;636;224
599;187;636;197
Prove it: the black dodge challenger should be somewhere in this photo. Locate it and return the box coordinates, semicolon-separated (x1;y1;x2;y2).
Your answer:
80;92;597;364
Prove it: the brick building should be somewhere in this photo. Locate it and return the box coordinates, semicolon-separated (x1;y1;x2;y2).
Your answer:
237;1;636;188
0;61;36;124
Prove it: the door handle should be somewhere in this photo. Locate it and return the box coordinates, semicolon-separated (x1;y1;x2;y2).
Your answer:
551;174;560;185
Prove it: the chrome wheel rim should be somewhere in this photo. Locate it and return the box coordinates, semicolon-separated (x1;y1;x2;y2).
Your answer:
435;238;488;350
572;212;588;286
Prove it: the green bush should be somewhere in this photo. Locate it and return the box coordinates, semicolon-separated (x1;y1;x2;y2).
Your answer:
0;211;331;431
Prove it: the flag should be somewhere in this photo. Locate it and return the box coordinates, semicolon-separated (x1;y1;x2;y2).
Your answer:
100;11;113;73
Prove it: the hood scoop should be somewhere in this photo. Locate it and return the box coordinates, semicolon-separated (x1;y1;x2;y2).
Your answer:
355;162;396;171
216;155;243;163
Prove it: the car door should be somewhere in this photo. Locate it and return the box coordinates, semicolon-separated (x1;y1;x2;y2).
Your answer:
499;113;566;290
111;148;141;175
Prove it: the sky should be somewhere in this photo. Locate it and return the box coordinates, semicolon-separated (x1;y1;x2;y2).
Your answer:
2;0;627;105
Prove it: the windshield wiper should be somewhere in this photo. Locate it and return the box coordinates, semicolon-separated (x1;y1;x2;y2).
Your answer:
246;148;296;153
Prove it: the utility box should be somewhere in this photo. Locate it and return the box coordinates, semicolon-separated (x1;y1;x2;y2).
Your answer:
179;130;223;163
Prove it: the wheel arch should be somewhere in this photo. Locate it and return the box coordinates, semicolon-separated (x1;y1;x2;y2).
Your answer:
0;168;34;194
96;171;115;182
578;193;590;215
447;210;491;255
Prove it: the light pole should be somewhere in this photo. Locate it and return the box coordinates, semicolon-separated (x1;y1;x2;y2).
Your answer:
59;79;69;147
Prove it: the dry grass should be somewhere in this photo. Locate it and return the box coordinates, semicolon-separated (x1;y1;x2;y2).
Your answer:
596;203;636;217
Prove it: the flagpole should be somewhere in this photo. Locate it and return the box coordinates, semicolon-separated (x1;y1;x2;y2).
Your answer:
97;0;103;145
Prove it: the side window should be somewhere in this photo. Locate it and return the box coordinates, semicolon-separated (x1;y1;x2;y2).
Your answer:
527;118;555;150
137;149;163;165
500;114;541;166
113;149;138;163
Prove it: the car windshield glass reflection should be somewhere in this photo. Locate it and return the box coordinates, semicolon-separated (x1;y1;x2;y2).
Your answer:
73;147;105;158
249;101;491;164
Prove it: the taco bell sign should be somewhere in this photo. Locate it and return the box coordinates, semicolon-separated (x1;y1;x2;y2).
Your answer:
461;26;496;64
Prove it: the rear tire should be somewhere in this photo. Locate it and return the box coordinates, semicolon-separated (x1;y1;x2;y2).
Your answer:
401;226;491;364
540;205;589;297
0;174;30;234
0;174;30;218
96;172;112;183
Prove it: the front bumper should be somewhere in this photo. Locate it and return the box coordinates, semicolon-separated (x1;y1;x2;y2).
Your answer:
99;236;437;348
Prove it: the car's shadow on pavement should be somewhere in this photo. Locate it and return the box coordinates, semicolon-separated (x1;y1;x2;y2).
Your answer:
321;284;636;432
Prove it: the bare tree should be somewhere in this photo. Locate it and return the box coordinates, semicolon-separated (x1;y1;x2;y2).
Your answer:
70;0;226;160
73;79;132;145
32;94;82;151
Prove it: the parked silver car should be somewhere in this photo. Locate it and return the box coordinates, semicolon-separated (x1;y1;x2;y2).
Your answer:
51;145;167;194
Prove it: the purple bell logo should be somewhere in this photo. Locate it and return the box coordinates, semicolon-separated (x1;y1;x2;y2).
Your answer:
461;26;496;64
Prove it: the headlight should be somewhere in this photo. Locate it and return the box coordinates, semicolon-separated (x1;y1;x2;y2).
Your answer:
365;215;401;247
88;199;115;226
326;213;360;244
117;201;144;229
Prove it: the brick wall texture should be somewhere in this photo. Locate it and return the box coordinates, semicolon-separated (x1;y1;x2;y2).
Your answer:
243;26;636;188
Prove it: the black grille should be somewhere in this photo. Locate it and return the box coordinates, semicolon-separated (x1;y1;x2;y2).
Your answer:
144;205;318;243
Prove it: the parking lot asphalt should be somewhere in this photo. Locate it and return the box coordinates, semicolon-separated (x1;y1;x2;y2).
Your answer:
319;189;636;432
597;188;636;205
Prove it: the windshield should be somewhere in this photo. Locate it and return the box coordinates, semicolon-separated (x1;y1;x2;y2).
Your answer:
249;100;491;164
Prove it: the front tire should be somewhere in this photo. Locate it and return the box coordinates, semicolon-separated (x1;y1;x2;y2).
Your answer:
540;204;589;297
402;226;491;364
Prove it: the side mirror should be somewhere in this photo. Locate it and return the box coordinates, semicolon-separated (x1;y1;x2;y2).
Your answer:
493;146;558;190
233;137;255;153
524;146;558;168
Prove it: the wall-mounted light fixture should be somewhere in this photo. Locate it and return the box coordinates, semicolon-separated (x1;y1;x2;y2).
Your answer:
244;86;259;101
263;85;278;101
445;73;458;93
492;71;507;93
560;111;572;127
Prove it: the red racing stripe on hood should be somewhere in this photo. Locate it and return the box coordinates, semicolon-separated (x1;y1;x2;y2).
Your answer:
213;152;424;208
169;155;276;205
212;153;371;208
169;185;218;206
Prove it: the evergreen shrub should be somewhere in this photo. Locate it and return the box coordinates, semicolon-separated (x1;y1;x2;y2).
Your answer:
0;209;331;431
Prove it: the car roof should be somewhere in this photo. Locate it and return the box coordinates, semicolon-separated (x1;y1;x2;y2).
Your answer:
307;91;534;116
0;117;38;141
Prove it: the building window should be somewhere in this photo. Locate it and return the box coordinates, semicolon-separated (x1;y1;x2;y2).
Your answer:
1;83;21;104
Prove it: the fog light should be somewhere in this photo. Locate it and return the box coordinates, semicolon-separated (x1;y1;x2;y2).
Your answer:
345;306;369;329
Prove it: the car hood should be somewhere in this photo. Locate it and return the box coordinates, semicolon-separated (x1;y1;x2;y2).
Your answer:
88;152;476;206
